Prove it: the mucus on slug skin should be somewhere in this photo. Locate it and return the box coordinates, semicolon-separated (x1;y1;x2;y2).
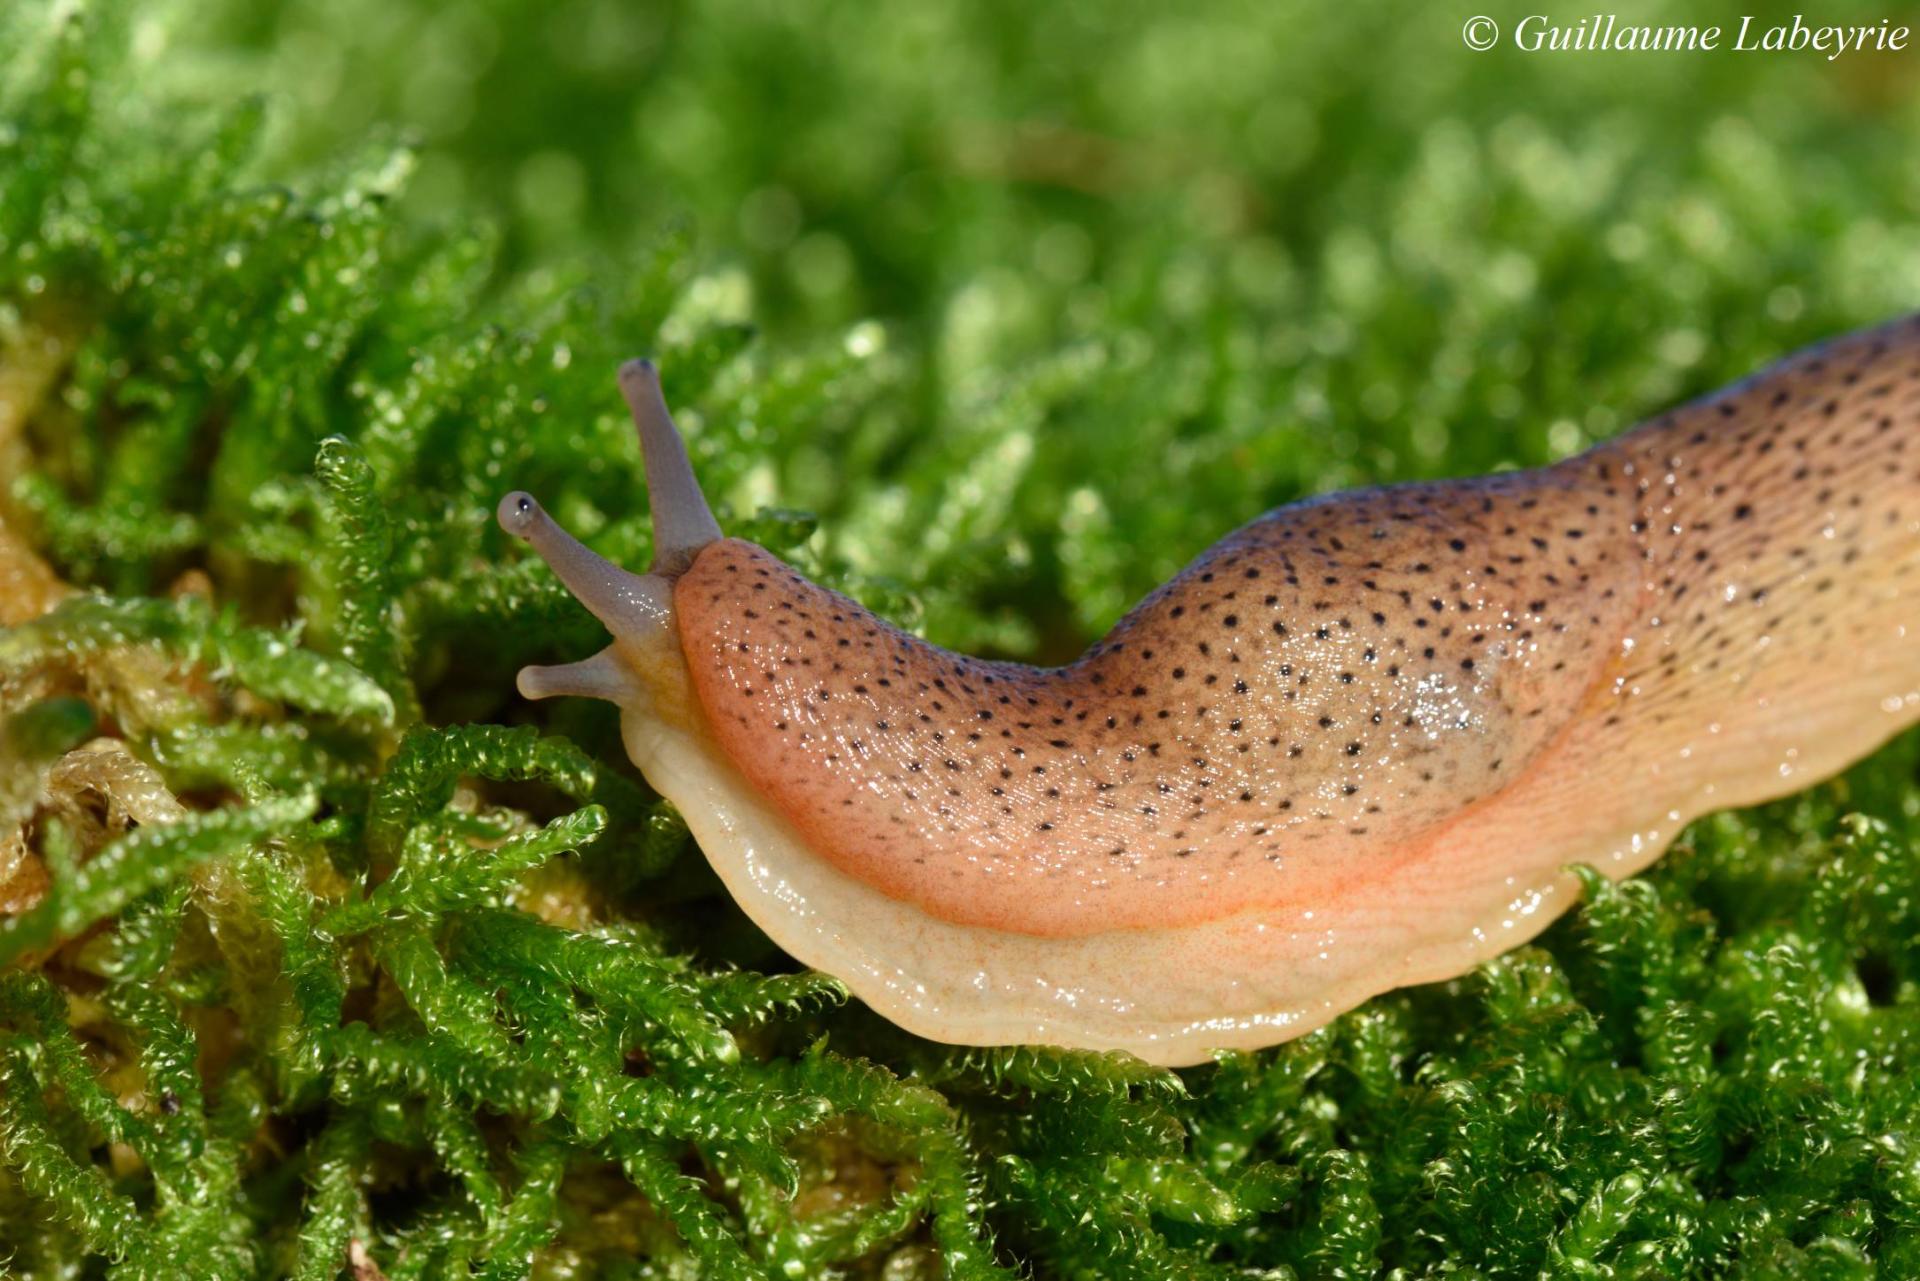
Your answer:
500;326;1920;1067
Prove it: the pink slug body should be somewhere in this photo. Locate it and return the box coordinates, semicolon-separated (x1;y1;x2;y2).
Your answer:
499;319;1920;1066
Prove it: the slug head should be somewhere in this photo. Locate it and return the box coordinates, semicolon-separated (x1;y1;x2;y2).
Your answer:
495;359;723;725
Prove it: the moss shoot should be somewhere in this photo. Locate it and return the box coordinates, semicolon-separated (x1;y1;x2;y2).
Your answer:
2;2;1918;1277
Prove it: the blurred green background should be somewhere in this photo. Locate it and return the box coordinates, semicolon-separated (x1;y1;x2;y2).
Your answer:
171;0;1920;337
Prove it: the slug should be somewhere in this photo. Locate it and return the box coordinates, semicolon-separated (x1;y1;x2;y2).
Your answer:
499;319;1920;1066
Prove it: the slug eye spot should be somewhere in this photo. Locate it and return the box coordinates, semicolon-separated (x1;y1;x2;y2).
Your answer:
497;490;541;538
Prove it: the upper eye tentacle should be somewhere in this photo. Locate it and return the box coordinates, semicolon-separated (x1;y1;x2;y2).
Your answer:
619;358;723;577
495;489;675;643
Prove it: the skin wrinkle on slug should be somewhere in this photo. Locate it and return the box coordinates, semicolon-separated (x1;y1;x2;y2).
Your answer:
500;315;1920;1065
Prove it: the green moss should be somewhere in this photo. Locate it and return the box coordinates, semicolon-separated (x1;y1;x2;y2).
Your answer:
2;2;1918;1277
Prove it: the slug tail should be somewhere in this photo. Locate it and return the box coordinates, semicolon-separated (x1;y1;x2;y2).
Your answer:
619;358;723;576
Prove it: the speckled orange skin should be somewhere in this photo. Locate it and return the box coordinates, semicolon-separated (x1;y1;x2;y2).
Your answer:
678;318;1920;941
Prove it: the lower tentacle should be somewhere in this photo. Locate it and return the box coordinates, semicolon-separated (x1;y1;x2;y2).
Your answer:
516;646;635;704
